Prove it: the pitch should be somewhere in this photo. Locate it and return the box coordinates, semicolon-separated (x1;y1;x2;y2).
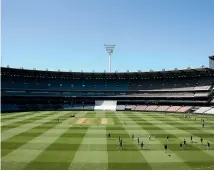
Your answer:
1;111;214;170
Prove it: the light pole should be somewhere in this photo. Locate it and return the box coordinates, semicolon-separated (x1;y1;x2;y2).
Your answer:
104;44;115;72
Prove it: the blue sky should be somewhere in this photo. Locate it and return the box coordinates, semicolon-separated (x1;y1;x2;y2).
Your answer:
2;0;214;72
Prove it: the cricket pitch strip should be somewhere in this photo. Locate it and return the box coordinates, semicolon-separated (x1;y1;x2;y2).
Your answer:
74;118;108;125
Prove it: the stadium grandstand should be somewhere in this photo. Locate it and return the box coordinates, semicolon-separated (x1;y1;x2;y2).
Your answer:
1;66;214;114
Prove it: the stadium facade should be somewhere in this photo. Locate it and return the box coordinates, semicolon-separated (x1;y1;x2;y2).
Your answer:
1;66;214;114
209;55;214;69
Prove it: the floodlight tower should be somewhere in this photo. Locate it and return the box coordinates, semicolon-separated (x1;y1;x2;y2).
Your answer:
104;44;115;72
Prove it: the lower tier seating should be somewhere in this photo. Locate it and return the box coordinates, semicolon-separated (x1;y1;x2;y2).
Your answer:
193;107;212;114
155;106;170;112
177;106;192;113
1;104;20;112
129;105;192;113
145;105;159;111
204;108;214;114
116;105;126;110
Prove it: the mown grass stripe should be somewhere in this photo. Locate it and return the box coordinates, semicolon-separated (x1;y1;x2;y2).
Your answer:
1;111;214;170
1;112;36;119
1;111;86;170
1;111;73;142
68;111;108;170
23;111;90;170
133;112;214;168
1;112;76;157
165;114;214;139
1;111;52;126
106;111;151;170
120;111;190;170
1;112;56;132
152;114;214;156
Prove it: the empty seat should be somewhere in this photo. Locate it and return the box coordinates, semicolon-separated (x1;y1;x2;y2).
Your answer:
155;106;170;112
177;106;192;113
204;108;214;114
145;105;158;111
194;107;212;114
138;105;148;111
166;106;182;112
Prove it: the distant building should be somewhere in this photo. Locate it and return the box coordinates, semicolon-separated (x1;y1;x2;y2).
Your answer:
209;56;214;69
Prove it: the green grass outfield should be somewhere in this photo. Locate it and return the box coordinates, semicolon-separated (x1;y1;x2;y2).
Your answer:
1;111;214;170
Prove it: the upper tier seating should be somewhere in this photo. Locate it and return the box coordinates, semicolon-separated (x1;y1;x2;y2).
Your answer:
2;78;129;91
2;74;213;91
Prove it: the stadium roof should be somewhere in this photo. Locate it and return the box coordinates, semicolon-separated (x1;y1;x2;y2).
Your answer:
209;56;214;60
1;67;214;78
